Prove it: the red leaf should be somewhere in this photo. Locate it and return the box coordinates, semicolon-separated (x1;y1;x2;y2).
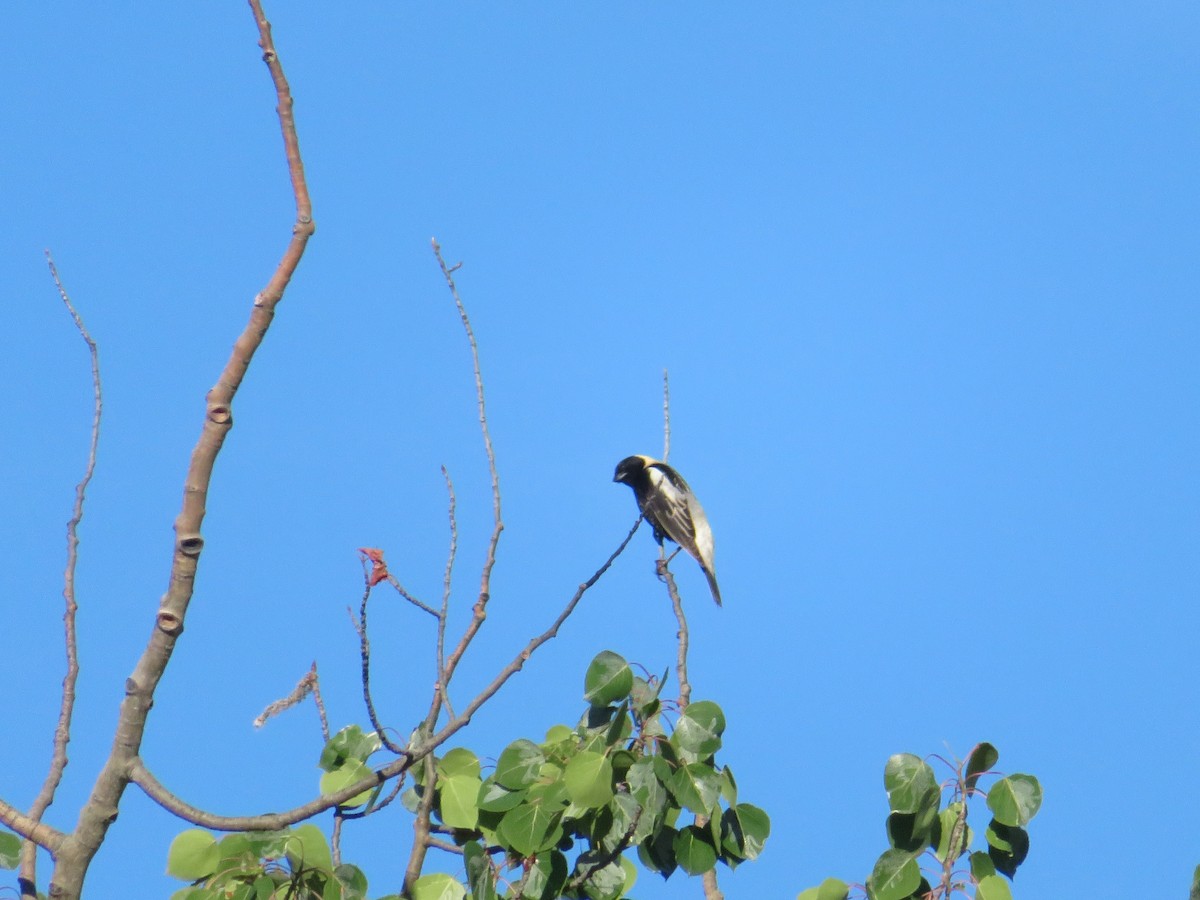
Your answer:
357;547;389;586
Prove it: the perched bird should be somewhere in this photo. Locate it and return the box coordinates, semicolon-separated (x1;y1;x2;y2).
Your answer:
613;454;722;606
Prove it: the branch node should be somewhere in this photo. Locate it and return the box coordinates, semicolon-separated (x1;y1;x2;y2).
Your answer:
155;610;183;634
177;533;205;557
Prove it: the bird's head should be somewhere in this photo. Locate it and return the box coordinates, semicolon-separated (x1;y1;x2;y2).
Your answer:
613;454;653;484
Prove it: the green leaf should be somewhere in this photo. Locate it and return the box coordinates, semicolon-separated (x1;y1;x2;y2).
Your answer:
410;872;466;900
866;848;920;900
543;724;574;747
564;751;615;809
722;803;770;860
527;778;569;809
673;825;718;875
976;873;1014;900
603;700;632;748
462;841;498;900
720;766;738;806
583;651;634;707
1192;865;1200;900
318;725;381;772
627;757;667;831
440;774;483;830
166;829;220;881
319;759;375;807
0;831;21;869
285;824;333;874
986;774;1042;827
573;851;625;900
523;850;569;900
964;742;999;792
886;784;940;852
605;792;649;849
797;877;850;900
986;821;1030;877
668;763;722;816
671;700;726;761
883;754;937;814
438;748;482;780
401;785;423;814
970;850;997;881
334;863;369;900
497;802;563;857
477;777;525;812
638;826;678;878
495;739;545;790
620;854;638;893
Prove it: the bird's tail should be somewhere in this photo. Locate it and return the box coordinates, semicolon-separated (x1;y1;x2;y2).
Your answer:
703;566;723;607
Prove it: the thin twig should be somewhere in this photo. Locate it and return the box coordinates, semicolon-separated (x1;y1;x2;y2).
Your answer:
660;564;691;709
340;771;406;820
331;814;343;868
662;368;670;461
406;235;510;893
19;253;102;893
420;242;503;720
427;838;464;855
432;238;503;621
357;573;406;756
305;660;341;867
437;466;458;722
308;661;329;742
387;575;441;618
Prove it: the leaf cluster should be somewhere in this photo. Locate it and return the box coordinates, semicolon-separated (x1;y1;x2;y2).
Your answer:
405;650;770;900
166;824;368;900
798;743;1042;900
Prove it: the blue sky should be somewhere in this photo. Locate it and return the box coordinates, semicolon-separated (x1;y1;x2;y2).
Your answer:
2;3;1197;898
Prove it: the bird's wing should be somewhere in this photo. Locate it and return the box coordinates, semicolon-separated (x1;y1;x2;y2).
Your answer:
646;462;722;606
643;463;703;553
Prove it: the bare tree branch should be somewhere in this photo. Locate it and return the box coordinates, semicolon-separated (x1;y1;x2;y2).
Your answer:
659;563;691;709
127;756;407;831
437;465;459;722
657;381;724;900
402;756;439;895
0;802;65;853
432;240;503;647
387;575;442;618
356;573;408;757
18;253;102;893
662;368;671;461
46;4;315;896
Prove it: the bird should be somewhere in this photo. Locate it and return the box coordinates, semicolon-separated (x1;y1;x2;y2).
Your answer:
613;454;722;606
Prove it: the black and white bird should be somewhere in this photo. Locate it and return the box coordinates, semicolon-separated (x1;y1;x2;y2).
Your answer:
613;454;722;606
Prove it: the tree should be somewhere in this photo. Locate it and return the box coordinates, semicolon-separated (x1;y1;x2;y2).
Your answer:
0;5;767;899
0;6;1053;900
